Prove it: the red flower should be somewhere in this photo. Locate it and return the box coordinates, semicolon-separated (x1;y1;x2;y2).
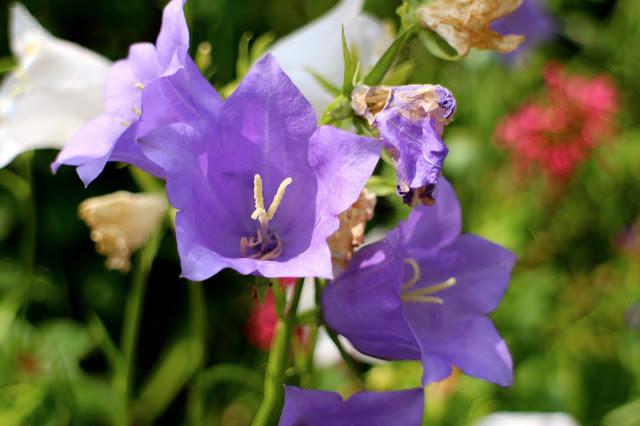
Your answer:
244;278;301;351
495;63;619;181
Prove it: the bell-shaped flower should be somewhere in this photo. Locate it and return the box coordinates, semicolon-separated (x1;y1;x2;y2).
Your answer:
352;84;456;206
79;191;167;272
492;0;556;62
52;0;221;186
140;55;380;280
269;0;392;113
0;3;110;168
417;0;525;57
322;178;516;386
280;386;424;426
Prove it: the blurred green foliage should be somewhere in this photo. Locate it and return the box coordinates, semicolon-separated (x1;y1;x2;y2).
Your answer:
0;0;639;425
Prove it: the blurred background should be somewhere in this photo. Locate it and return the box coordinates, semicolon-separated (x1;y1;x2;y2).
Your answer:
0;0;639;425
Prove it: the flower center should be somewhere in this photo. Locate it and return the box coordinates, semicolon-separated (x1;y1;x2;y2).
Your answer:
400;258;456;304
240;174;293;260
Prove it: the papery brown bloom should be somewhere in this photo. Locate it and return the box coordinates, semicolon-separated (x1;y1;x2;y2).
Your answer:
417;0;525;57
327;188;377;275
79;191;167;272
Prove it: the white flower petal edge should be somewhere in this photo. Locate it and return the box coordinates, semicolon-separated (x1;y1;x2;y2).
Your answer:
473;413;581;426
0;3;111;168
269;0;392;113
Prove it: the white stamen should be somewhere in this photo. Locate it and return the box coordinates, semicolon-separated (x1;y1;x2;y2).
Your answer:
133;82;145;90
250;174;293;225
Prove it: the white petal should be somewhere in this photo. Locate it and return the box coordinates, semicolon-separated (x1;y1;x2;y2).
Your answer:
9;3;51;57
474;413;581;426
269;0;392;113
0;4;111;168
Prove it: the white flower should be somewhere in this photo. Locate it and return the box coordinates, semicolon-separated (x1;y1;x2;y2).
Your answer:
0;3;110;168
474;413;581;426
269;0;393;113
79;191;167;272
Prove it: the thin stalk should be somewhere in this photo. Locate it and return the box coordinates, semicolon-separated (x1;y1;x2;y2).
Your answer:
187;281;207;426
18;152;36;317
121;226;164;409
315;280;363;386
252;280;304;426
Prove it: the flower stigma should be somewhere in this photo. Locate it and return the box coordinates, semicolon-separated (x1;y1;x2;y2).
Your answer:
400;258;456;304
240;174;293;260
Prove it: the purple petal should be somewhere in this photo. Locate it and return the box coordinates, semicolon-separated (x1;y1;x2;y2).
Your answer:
52;115;126;186
280;386;424;426
492;0;555;61
403;305;513;386
377;109;448;189
410;234;516;315
322;242;422;360
220;54;317;168
155;0;189;68
309;125;381;217
139;58;222;132
103;59;141;121
386;178;461;257
127;42;162;83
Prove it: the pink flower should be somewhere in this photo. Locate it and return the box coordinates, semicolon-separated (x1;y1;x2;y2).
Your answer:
495;63;619;181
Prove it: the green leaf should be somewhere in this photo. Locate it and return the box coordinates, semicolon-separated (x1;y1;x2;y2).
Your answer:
366;175;398;197
602;399;640;426
363;25;416;86
132;336;204;424
341;26;359;95
418;31;462;61
236;32;254;78
306;68;341;97
382;61;414;86
250;32;276;63
0;57;16;75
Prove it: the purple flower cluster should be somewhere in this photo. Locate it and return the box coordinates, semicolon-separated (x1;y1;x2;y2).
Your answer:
53;0;516;423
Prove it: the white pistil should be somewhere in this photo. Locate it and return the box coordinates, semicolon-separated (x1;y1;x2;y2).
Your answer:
402;258;421;290
250;174;293;225
401;277;457;304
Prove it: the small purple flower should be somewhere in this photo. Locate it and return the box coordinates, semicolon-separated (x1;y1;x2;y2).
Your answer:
279;386;424;426
351;84;456;206
322;178;516;386
492;0;555;62
52;0;221;186
140;54;380;280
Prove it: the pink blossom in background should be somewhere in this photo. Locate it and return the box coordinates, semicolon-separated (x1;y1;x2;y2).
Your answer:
495;62;619;182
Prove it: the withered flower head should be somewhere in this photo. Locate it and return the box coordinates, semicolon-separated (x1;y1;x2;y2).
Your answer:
352;84;456;207
327;188;377;275
79;191;167;272
417;0;525;57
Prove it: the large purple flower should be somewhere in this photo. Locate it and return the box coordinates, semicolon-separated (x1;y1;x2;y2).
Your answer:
52;0;221;186
492;0;555;61
352;84;456;206
322;178;516;386
279;386;424;426
140;55;380;280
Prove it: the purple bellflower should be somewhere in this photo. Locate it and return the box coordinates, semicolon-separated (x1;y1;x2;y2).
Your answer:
279;386;424;426
322;178;516;386
351;84;456;207
52;0;221;186
139;54;380;280
492;0;555;62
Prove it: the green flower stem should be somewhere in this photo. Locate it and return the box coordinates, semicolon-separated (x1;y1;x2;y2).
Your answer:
187;281;208;426
252;280;304;426
316;279;363;386
18;152;36;317
121;225;164;409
